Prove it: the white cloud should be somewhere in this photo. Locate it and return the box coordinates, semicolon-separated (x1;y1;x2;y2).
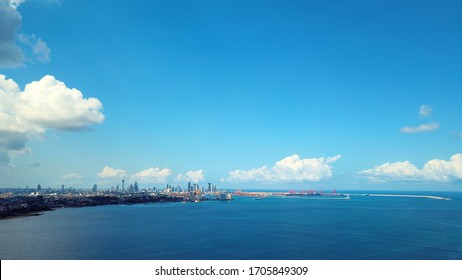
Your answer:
419;105;433;118
0;75;104;165
228;166;271;182
400;122;439;134
422;155;462;182
60;172;83;186
98;166;172;183
0;0;51;68
227;154;341;183
10;0;25;7
18;75;104;130
97;166;127;179
175;169;205;183
359;154;462;183
132;167;172;183
400;105;438;134
18;33;51;63
61;173;82;179
359;161;419;182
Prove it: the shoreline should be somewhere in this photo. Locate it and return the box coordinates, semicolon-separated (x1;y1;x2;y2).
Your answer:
1;191;454;221
0;194;183;221
0;211;47;221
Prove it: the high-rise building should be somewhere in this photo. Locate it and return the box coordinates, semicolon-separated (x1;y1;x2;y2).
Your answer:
188;182;192;192
208;183;212;192
93;184;97;192
37;184;42;191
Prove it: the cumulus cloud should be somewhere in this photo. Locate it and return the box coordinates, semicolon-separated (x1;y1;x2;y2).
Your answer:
97;166;172;183
97;166;127;179
0;0;51;68
0;75;104;165
359;154;462;183
17;75;104;130
228;166;271;182
175;169;205;183
227;154;341;183
422;155;462;182
131;167;172;183
0;130;29;157
400;122;439;134
0;0;23;67
359;161;419;182
419;105;433;118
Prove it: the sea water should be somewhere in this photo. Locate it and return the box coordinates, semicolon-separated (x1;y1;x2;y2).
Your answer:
1;192;461;259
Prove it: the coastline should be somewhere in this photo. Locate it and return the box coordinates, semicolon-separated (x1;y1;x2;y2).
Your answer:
0;211;47;221
0;194;183;220
1;191;454;221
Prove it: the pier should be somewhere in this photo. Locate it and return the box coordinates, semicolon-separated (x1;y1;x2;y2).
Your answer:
368;194;452;200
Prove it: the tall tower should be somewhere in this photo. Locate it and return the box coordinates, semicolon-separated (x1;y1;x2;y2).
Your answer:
122;179;125;191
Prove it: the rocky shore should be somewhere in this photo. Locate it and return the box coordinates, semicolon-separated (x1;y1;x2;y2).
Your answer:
0;193;183;219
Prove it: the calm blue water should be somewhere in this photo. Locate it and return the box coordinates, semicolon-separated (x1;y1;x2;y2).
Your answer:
1;192;462;260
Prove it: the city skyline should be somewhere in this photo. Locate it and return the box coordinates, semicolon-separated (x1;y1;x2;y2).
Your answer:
1;0;462;190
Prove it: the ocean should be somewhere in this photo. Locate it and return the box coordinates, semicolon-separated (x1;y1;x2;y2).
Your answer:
1;191;462;260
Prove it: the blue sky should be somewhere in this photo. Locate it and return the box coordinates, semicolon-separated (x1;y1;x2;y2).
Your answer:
1;0;462;190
